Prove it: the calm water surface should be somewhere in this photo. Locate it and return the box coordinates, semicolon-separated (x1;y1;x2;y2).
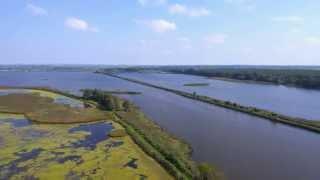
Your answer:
0;71;320;180
121;72;320;120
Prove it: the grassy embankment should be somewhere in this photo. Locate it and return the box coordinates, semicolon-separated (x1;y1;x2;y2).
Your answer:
183;83;210;87
99;72;320;134
82;89;222;180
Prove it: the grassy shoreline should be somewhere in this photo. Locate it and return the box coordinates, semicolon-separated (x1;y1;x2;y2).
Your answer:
112;112;193;179
98;72;320;134
183;83;210;87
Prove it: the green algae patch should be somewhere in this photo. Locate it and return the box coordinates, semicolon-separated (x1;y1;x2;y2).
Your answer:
0;92;107;124
0;115;172;180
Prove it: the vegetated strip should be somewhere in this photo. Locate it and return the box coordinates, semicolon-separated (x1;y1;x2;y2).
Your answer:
98;72;320;133
80;89;141;95
183;83;209;87
112;113;191;179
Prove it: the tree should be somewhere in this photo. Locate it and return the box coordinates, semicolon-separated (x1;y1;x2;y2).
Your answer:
198;163;218;180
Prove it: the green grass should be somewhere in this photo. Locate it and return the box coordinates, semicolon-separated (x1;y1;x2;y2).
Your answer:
109;129;127;138
114;110;196;179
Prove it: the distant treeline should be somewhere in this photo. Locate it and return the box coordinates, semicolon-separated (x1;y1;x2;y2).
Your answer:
167;68;320;89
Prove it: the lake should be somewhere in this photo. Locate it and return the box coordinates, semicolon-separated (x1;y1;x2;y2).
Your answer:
0;71;320;180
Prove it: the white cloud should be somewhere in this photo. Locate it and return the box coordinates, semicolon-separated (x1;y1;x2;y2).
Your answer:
137;19;176;33
224;0;256;12
65;17;99;32
204;34;228;44
305;37;320;44
225;0;252;4
26;3;48;16
290;28;301;33
169;4;211;17
178;37;190;42
169;4;187;14
272;16;304;24
138;0;167;6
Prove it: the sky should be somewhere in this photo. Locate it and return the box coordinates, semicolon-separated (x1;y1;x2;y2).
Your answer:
1;0;320;65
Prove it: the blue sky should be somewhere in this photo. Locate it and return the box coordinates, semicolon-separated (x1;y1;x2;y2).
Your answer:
1;0;320;65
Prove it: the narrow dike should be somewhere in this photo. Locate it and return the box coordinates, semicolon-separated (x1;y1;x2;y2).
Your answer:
98;72;320;134
112;112;192;179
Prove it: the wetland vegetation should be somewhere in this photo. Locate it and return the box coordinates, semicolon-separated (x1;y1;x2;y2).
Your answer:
0;87;174;179
0;113;171;179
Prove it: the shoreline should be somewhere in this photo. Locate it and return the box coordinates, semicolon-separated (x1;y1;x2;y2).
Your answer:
98;72;320;134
